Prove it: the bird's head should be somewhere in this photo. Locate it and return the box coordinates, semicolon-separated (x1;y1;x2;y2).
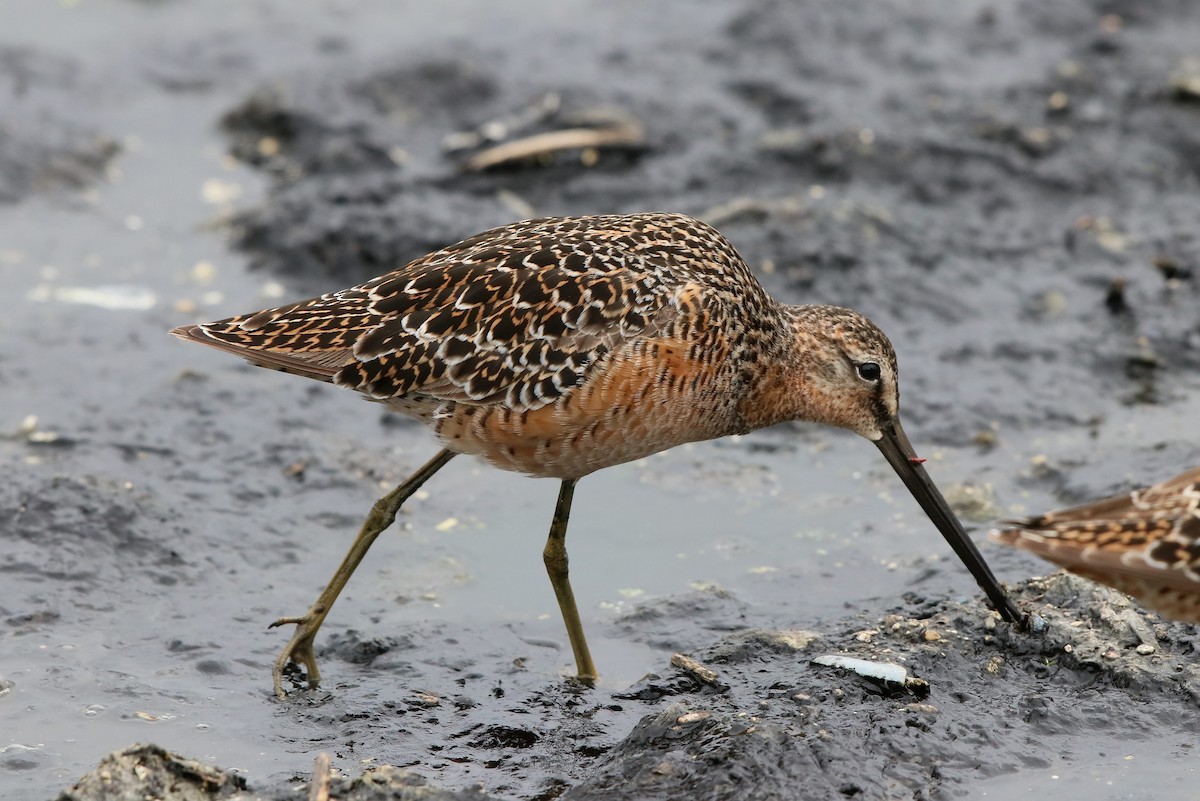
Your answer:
777;305;899;441
770;305;1025;625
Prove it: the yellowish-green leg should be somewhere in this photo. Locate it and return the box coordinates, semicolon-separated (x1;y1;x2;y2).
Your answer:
542;478;598;682
269;448;456;698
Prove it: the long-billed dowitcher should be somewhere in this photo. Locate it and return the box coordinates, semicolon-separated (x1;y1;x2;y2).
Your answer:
993;466;1200;621
172;212;1024;696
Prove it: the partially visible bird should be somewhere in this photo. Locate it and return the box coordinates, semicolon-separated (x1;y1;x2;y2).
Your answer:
171;212;1024;697
993;466;1200;621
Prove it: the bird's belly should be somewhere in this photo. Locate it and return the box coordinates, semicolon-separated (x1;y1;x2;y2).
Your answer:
430;393;737;480
390;334;746;479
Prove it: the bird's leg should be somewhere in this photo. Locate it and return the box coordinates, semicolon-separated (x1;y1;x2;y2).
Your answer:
269;448;457;698
542;478;598;683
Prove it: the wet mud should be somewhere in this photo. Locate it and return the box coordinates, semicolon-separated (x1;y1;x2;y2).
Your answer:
2;0;1199;799
51;578;1200;800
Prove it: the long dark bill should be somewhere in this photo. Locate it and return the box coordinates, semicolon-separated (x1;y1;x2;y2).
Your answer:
875;418;1026;626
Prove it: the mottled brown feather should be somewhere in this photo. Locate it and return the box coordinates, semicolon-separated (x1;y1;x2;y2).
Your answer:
173;214;767;409
993;466;1200;620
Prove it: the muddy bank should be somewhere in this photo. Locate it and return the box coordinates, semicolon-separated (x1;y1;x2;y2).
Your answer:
54;576;1200;799
1;0;1199;799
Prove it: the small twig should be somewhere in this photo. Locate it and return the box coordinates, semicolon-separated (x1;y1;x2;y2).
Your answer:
308;753;331;801
700;195;809;227
462;121;645;172
670;652;721;686
443;92;562;152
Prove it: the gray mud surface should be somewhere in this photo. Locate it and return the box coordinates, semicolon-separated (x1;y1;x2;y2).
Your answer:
2;1;1199;799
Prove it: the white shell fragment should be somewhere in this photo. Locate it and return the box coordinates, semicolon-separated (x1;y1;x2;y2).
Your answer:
812;654;930;696
28;284;158;311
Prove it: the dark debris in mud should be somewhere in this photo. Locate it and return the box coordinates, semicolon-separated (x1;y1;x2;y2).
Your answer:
53;744;500;801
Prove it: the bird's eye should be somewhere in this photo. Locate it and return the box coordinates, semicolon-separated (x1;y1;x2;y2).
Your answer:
857;362;881;381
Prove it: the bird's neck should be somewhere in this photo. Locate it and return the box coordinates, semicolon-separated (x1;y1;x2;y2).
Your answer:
735;304;831;432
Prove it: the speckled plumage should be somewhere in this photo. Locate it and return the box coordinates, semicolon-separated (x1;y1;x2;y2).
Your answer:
993;467;1200;621
172;211;1020;694
173;212;899;478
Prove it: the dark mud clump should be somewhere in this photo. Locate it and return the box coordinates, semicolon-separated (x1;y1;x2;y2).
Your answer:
54;744;501;801
0;47;119;204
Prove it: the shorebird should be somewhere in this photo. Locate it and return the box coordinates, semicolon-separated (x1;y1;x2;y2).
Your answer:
172;212;1024;697
993;466;1200;621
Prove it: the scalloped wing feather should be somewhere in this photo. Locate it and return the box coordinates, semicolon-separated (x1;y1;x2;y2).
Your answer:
170;213;764;412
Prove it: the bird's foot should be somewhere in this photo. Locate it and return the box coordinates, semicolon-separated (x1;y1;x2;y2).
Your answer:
268;605;326;699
